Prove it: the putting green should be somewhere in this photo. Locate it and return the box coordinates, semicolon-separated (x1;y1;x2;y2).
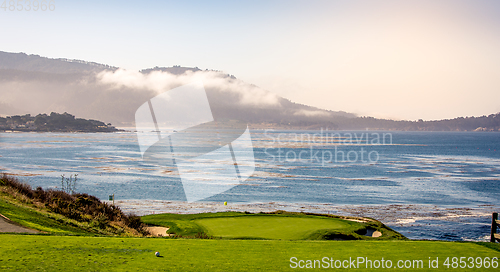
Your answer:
141;211;405;240
194;216;355;240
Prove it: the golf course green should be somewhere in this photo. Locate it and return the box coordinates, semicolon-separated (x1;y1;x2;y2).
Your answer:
1;176;499;271
1;203;500;271
141;211;405;240
195;216;351;239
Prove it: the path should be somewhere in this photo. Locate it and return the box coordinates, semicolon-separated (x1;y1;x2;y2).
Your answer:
0;213;39;234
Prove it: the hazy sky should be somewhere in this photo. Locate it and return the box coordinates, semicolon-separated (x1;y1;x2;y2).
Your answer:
2;0;500;120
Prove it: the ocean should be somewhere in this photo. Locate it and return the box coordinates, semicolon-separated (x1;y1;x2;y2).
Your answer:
1;130;499;241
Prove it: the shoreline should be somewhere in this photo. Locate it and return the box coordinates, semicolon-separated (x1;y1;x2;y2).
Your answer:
110;200;497;221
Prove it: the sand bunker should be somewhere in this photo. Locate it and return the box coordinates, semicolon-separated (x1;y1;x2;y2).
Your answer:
146;226;171;237
364;227;382;237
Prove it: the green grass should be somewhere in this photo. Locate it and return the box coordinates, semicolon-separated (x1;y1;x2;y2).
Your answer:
0;234;499;271
1;189;497;271
141;211;405;240
0;198;93;235
1;200;498;271
195;216;355;240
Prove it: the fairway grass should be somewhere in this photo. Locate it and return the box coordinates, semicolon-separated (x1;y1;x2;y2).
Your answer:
1;234;499;271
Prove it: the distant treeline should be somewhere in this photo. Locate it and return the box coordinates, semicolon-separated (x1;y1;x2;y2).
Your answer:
261;112;500;131
0;112;120;132
334;113;500;131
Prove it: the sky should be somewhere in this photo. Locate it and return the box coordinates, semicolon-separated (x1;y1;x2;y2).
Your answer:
1;0;500;121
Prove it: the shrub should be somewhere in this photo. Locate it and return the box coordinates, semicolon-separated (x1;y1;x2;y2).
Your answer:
0;174;148;236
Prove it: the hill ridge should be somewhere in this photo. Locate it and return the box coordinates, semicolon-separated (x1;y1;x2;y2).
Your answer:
0;50;499;131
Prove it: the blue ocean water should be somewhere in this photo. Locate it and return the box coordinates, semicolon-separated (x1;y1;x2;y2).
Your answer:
1;130;499;241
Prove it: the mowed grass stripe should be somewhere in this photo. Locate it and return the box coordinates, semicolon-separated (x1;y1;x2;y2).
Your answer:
0;235;499;271
194;216;353;240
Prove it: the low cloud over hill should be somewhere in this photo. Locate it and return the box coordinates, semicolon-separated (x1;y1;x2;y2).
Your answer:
0;51;353;128
0;51;498;131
